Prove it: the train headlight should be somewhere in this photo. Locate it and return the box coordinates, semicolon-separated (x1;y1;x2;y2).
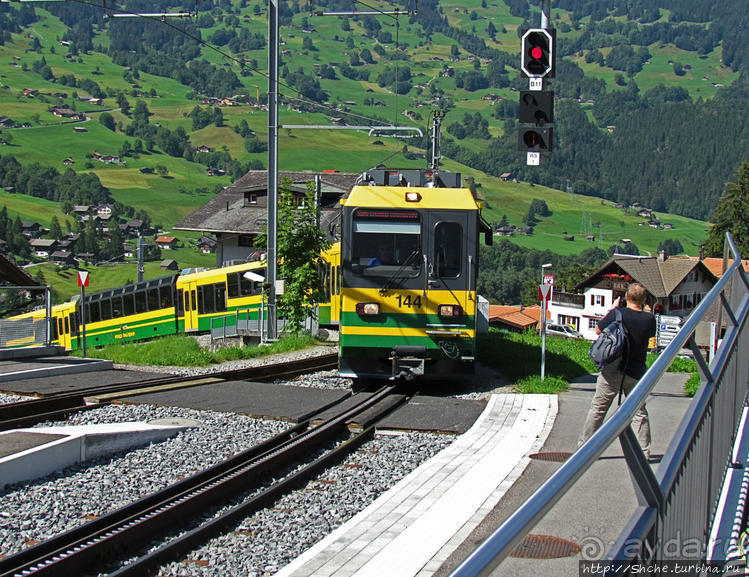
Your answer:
438;304;463;318
405;192;422;202
356;302;380;315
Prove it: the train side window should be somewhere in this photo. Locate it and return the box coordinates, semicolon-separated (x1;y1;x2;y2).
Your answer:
198;286;208;314
123;294;135;316
190;290;197;312
335;265;340;295
215;283;227;312
88;302;101;323
64;316;69;334
434;222;462;278
101;299;113;321
240;273;253;296
112;296;123;318
135;291;147;314
57;318;63;338
177;289;184;314
227;273;240;298
161;288;173;309
69;313;78;335
147;288;159;311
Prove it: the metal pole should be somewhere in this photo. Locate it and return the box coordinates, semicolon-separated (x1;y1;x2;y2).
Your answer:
45;286;51;346
540;0;551;28
267;0;279;342
541;294;547;381
80;284;87;357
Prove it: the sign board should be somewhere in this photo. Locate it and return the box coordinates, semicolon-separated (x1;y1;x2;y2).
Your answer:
527;151;540;166
543;274;554;285
77;270;89;287
538;283;552;301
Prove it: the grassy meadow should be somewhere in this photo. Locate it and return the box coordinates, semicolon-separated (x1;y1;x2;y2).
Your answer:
0;0;728;303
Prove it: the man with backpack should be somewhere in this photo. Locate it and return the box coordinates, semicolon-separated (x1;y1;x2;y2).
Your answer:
579;283;657;459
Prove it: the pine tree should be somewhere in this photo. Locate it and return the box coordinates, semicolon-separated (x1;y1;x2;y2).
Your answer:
50;215;63;240
704;159;749;258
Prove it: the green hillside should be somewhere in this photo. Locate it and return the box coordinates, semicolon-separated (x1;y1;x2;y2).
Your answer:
1;0;744;304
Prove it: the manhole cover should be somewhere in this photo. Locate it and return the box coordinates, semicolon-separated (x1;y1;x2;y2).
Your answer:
529;451;573;462
510;534;581;559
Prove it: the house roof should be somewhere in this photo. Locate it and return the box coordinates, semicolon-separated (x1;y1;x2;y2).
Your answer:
29;238;57;248
579;256;717;298
0;252;38;286
155;236;176;243
689;257;749;278
488;304;549;329
175;170;359;235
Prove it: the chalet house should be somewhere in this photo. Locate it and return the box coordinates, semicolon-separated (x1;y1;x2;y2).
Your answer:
20;222;41;238
96;204;114;218
160;259;179;270
51;107;78;118
198;236;217;254
175;170;359;266
548;254;718;341
155;236;177;250
495;226;514;237
50;250;73;266
29;238;57;258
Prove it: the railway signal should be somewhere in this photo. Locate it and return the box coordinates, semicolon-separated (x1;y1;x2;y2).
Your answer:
520;28;555;78
519;90;554;125
518;126;553;152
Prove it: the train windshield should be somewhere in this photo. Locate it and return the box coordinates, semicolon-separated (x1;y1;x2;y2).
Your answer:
351;210;421;277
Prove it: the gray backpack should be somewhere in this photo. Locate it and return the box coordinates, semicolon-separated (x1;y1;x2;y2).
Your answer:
588;308;628;371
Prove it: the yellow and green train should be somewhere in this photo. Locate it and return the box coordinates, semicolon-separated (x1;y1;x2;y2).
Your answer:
338;169;492;381
8;244;341;351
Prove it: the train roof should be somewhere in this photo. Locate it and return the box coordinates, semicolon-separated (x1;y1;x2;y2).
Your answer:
342;185;482;211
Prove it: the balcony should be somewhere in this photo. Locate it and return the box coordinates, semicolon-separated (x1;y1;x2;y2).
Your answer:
552;292;585;308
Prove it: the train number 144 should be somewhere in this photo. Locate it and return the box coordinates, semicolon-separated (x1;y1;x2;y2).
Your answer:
396;295;422;308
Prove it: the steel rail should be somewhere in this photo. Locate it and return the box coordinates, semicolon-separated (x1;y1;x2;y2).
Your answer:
0;385;399;577
108;397;403;576
0;352;338;430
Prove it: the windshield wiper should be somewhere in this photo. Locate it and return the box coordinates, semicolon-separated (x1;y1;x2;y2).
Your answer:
379;249;421;295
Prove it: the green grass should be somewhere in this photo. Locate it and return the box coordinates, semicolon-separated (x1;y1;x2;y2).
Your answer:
76;333;321;366
479;329;702;396
646;352;700;397
478;328;595;392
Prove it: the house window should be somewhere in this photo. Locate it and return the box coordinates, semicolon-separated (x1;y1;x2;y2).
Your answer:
588;318;599;330
687;270;698;282
558;315;579;330
238;235;254;247
595;294;605;306
249;194;258;204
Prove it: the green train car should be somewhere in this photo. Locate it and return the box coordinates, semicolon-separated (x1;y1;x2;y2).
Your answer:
7;244;341;351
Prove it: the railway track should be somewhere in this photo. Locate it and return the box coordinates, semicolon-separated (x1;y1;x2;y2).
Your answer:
0;383;407;577
0;351;339;431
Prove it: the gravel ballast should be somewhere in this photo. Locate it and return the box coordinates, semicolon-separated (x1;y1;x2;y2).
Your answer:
0;360;459;576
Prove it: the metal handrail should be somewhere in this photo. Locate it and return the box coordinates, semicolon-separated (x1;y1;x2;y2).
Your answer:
449;232;749;577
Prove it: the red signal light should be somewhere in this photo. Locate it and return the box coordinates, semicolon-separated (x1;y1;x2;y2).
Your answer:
531;46;543;60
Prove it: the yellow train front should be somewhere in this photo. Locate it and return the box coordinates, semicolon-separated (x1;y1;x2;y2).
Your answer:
339;169;491;381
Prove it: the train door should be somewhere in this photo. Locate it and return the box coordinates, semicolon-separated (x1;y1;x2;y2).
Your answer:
183;280;199;331
427;211;474;296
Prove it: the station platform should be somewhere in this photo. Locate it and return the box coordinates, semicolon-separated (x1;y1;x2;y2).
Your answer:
275;393;557;577
0;420;196;490
0;346;113;385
